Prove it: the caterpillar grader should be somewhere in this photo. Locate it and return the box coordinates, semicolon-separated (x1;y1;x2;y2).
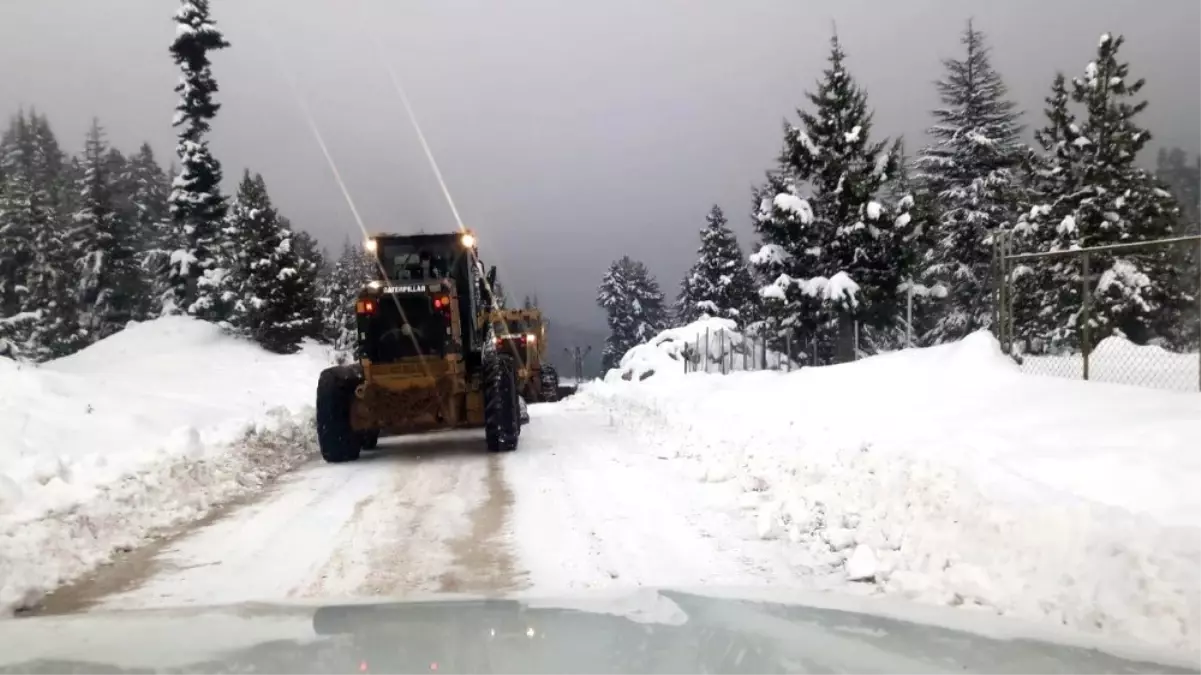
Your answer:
314;230;523;462
485;308;560;403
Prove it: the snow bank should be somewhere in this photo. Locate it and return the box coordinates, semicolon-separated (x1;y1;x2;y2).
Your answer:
0;317;331;611
1020;334;1199;392
605;317;792;382
582;328;1201;651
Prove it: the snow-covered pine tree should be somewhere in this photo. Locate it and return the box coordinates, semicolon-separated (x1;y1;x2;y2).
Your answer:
597;255;667;371
225;172;310;353
321;239;374;359
73;119;143;345
1009;74;1080;352
675;205;757;326
749;35;908;364
915;22;1027;344
290;227;326;341
1019;34;1186;349
0;112;79;360
166;0;232;321
127;143;174;319
0;113;37;347
874;139;942;350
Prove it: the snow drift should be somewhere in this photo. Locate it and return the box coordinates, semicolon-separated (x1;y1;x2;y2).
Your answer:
588;320;1201;651
0;317;331;612
607;316;792;382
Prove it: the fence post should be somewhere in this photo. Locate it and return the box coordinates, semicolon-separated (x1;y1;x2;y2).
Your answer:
993;236;1003;349
704;328;710;373
1197;236;1201;391
1008;234;1018;353
718;330;726;374
1081;251;1091;382
743;339;748;371
786;334;792;372
854;321;860;360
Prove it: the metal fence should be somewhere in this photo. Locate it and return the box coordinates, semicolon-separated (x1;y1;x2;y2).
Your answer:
994;232;1201;392
679;324;885;374
678;284;941;375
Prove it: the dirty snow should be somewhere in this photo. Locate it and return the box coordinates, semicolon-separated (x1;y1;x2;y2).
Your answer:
587;320;1201;652
0;317;331;612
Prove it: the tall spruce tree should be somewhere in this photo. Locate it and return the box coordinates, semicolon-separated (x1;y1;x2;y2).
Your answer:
675;205;757;326
73;119;142;344
748;35;907;363
597;255;667;371
1018;33;1185;349
127;143;174;319
225;171;311;353
290;228;326;341
0;114;38;357
915;22;1027;344
0;112;78;359
166;0;232;321
0;113;36;333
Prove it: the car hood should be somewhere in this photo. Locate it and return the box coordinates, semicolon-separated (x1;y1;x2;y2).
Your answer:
0;587;1195;674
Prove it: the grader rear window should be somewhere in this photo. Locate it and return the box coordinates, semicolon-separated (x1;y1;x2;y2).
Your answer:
372;296;448;362
379;242;456;281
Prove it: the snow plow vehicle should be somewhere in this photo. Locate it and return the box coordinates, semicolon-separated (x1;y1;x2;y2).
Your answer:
485;308;561;403
315;231;522;462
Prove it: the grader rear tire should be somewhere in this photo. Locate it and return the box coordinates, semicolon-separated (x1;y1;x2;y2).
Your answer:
316;366;362;463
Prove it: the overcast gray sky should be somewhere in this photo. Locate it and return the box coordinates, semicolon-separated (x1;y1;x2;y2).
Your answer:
1;0;1198;338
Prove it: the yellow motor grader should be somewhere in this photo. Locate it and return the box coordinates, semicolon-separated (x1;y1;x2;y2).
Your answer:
314;231;522;462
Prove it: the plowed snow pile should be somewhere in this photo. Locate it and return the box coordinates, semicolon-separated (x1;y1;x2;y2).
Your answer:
584;320;1201;651
0;317;330;611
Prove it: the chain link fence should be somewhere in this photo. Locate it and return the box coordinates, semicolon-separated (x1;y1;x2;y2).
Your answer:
995;232;1201;392
676;282;947;375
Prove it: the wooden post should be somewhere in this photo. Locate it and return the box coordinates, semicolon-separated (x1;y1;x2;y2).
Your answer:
718;329;726;374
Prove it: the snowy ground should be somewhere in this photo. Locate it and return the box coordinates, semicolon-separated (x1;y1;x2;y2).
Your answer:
2;318;1197;662
1020;336;1200;392
585;323;1201;652
0;318;330;611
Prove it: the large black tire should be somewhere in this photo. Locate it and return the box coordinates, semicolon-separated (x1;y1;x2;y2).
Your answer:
316;366;362;463
539;364;560;402
484;355;520;453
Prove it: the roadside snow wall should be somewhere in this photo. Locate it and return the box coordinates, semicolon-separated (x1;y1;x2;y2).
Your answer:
0;317;331;611
589;320;1201;651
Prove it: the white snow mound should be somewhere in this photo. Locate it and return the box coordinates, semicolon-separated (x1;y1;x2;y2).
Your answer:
0;317;332;612
605;317;792;382
584;328;1201;651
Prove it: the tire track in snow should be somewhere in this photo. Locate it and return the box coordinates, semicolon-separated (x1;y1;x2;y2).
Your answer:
35;432;516;612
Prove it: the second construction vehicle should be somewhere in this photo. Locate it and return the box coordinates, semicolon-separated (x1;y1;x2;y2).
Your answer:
314;230;522;462
487;308;561;403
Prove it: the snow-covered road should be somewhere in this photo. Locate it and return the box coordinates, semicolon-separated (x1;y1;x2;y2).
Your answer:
36;402;786;614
